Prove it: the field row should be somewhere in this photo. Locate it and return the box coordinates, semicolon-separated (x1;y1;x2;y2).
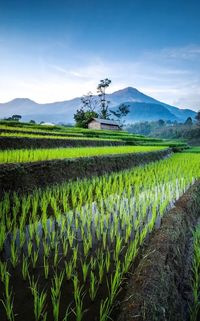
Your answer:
0;145;166;163
0;132;122;141
0;123;145;140
0;122;187;148
0;153;200;321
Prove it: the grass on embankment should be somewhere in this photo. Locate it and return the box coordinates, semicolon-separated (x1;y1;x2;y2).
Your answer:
190;224;200;321
0;146;167;163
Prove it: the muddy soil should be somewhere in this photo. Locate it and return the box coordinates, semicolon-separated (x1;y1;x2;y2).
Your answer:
116;181;200;321
0;136;125;150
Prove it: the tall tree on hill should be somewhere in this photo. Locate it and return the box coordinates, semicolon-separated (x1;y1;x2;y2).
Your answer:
81;91;99;112
74;92;98;128
110;103;130;127
97;78;111;119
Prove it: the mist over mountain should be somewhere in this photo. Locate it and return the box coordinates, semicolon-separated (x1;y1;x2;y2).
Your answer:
0;87;196;123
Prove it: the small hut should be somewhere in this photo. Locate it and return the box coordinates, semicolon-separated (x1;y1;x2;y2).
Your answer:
88;118;120;131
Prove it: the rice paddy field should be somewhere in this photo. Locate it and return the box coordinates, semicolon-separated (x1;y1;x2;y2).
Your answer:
0;121;187;148
0;152;200;321
0;145;166;163
185;147;200;153
1;121;200;321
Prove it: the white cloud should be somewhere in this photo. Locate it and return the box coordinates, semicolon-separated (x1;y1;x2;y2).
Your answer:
0;45;200;110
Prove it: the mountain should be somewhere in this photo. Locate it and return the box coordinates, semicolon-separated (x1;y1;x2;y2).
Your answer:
0;87;196;123
108;87;196;122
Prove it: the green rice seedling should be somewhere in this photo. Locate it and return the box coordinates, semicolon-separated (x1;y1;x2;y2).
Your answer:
51;271;64;321
43;256;49;280
108;262;122;305
52;270;64;293
68;229;75;248
109;226;115;243
90;256;97;271
27;240;33;258
113;236;122;263
72;275;85;321
0;261;7;283
53;242;59;267
0;224;6;251
83;239;90;257
62;237;68;257
65;259;73;281
102;232;107;250
105;250;111;274
99;298;111;321
19;230;26;249
32;250;39;269
89;271;99;302
125;224;132;244
22;255;29;280
1;272;15;321
72;245;78;268
10;239;18;268
41;196;48;220
139;224;148;245
31;194;39;219
29;277;47;321
122;242;135;274
43;240;50;258
81;260;89;284
35;230;41;248
42;220;48;241
50;231;57;250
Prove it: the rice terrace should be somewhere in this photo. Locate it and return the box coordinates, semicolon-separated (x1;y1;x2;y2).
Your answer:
1;0;200;320
0;119;200;321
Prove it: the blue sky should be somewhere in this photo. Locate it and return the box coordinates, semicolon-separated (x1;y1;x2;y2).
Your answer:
0;0;200;110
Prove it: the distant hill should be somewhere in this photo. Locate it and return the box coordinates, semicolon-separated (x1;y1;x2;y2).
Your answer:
0;87;196;123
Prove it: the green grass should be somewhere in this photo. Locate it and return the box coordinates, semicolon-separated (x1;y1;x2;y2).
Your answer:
0;145;166;163
0;132;121;141
185;147;200;153
190;224;200;321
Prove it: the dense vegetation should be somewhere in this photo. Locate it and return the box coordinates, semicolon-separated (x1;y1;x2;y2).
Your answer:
126;120;200;145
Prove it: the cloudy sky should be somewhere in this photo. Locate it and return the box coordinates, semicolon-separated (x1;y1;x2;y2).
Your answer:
0;0;200;110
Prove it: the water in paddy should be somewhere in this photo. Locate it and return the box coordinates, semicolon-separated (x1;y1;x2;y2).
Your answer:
0;179;189;321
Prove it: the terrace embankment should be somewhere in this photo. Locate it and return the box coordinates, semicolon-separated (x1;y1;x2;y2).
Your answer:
116;180;200;321
0;136;125;149
0;148;171;197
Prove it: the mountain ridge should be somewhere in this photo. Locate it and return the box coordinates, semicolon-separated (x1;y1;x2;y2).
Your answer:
0;87;196;123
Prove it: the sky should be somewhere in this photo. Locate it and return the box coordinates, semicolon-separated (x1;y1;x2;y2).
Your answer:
0;0;200;110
